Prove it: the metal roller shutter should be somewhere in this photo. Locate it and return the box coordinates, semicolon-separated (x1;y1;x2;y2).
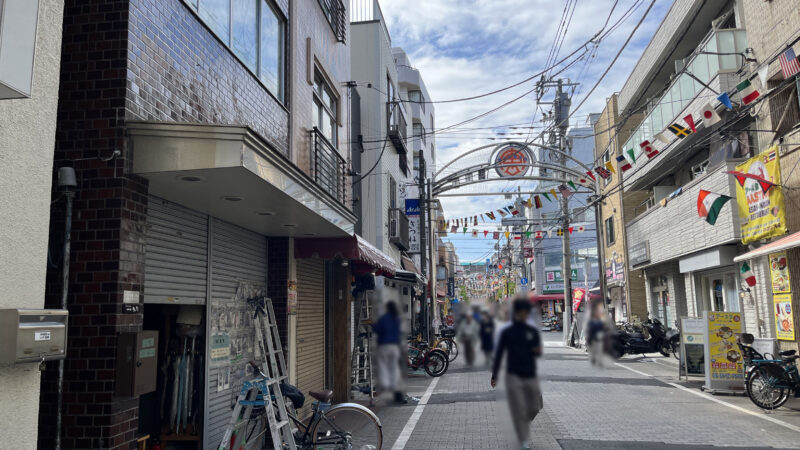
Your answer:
295;258;326;419
206;218;268;450
144;196;208;305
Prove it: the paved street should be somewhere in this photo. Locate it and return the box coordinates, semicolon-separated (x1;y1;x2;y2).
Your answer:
372;332;800;450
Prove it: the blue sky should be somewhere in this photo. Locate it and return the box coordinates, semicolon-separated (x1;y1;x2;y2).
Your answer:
380;0;672;262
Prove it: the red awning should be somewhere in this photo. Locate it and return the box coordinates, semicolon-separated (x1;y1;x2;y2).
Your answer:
436;287;446;298
530;293;601;302
295;234;397;277
734;230;800;262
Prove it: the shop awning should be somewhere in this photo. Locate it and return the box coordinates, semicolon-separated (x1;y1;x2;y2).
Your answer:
436;287;446;298
530;293;601;302
734;230;800;262
401;255;422;277
295;234;397;277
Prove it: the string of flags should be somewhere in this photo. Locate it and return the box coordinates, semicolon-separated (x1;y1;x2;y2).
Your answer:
446;225;589;237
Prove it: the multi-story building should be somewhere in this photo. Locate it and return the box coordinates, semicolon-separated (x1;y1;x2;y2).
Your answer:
732;0;800;352
35;0;394;448
0;1;65;446
617;0;754;328
350;0;435;336
594;94;649;322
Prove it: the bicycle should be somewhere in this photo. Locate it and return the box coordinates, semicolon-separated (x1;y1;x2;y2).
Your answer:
222;361;383;449
407;342;449;377
738;334;799;410
410;330;458;363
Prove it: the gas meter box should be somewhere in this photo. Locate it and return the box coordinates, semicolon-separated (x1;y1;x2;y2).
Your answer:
115;330;159;397
0;309;68;364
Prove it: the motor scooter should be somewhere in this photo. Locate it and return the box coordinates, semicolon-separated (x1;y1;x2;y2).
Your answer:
610;317;672;358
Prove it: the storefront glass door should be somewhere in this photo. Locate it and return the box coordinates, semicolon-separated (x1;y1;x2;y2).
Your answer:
699;270;739;313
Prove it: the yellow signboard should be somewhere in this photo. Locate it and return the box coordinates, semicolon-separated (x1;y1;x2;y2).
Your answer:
768;251;791;294
734;146;786;244
704;312;743;390
774;293;796;341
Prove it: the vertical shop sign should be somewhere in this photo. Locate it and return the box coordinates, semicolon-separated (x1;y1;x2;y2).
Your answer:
406;198;421;253
773;294;795;341
703;312;744;392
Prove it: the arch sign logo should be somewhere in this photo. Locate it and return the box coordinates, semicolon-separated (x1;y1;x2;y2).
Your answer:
493;144;532;178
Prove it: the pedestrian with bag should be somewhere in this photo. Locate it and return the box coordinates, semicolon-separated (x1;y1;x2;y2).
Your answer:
491;295;543;450
479;311;495;367
458;313;479;366
373;301;406;403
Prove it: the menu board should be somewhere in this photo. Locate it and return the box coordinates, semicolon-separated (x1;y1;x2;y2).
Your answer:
768;251;791;294
704;311;744;392
773;293;796;341
680;317;705;376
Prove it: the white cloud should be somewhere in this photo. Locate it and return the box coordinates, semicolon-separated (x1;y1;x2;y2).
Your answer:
378;0;671;259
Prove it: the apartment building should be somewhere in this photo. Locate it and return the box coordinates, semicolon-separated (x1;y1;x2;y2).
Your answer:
0;1;65;447
35;0;383;447
618;0;754;328
594;95;649;321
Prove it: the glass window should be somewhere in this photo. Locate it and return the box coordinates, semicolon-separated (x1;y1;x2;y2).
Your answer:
313;70;338;144
680;74;698;106
691;54;710;85
232;0;257;70
260;1;284;100
605;217;615;245
717;31;737;70
199;0;230;42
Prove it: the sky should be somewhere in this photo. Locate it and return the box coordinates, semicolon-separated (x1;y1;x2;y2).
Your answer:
379;0;672;262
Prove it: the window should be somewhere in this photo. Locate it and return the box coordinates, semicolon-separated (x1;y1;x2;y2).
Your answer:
605;217;615;245
387;74;395;102
313;70;338;144
186;0;285;101
413;122;426;145
409;89;425;112
317;0;346;42
389;177;397;209
602;151;611;185
768;79;800;137
690;160;709;180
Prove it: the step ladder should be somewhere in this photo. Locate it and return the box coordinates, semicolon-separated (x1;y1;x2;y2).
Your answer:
219;297;296;450
350;293;375;406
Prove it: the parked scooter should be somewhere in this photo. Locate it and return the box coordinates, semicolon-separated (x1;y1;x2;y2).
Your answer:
610;317;673;358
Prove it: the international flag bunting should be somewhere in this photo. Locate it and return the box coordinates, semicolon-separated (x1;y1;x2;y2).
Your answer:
697;190;733;225
595;166;612;179
605;160;616;174
534;231;544;239
558;184;572;198
463;227;468;234
493;231;500;240
616;154;632;171
585;171;596;182
556;228;564;237
717;92;733;109
486;211;496;220
741;262;757;287
577;225;585;232
725;170;775;194
451;225;457;233
568;227;574;234
474;216;478;226
533;195;542;209
653;132;671;145
498;209;508;217
700;103;721;128
668;123;691;138
483;230;489;237
778;47;800;79
508;205;519;216
504;231;510;239
514;234;521;240
567;180;577;191
526;198;533;208
735;79;760;105
573;176;594;188
472;230;478;238
549;188;558;199
542;192;551;202
640;140;659;159
683;114;696;133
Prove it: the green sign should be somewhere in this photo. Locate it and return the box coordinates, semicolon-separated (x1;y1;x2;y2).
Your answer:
545;269;577;282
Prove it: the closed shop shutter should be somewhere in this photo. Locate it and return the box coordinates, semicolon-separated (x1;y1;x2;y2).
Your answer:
144;196;208;304
206;219;268;450
296;258;326;418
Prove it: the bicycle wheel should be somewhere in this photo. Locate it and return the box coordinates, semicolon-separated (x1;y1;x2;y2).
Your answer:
438;338;458;362
747;366;789;409
311;404;383;450
424;350;448;377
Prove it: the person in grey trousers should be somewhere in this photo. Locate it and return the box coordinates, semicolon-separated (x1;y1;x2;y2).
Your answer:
491;295;543;450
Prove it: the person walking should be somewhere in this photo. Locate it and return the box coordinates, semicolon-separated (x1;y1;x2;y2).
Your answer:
479;311;495;367
458;313;478;366
491;296;543;450
586;301;607;366
372;301;406;403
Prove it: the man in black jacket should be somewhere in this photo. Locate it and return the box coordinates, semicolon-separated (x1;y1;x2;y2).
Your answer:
491;295;543;449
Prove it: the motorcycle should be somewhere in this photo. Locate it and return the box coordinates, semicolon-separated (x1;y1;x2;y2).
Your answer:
610;317;673;358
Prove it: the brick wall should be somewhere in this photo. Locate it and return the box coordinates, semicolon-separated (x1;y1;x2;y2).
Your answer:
41;1;146;447
125;0;290;157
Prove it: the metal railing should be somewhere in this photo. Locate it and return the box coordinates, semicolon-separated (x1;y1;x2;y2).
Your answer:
387;101;407;153
311;128;349;209
318;0;346;43
389;208;409;250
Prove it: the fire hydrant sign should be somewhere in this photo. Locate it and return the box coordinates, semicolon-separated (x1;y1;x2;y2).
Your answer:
703;311;744;392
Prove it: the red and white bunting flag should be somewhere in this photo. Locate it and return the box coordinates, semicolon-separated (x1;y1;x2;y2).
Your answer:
736;79;760;105
741;262;757;287
497;209;508;217
573;176;594;188
483;230;489;237
577;225;585;232
493;231;500;240
640;140;659;159
508;205;519;216
700;103;721;128
585;171;596;181
534;231;544;239
683;114;697;133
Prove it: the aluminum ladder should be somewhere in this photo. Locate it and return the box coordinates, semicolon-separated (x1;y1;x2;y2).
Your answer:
350;293;375;406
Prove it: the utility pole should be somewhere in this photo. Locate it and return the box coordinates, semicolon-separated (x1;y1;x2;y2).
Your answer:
554;80;574;346
419;151;428;342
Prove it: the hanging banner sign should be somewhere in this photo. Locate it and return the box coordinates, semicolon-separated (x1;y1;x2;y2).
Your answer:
768;251;791;294
703;311;744;392
773;293;795;341
734;146;787;244
493;143;532;178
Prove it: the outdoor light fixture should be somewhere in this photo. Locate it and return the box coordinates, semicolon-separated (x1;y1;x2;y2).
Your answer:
221;195;242;202
255;211;275;216
282;223;298;227
179;175;204;182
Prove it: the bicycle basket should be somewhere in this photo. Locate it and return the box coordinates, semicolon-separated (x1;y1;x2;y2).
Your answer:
441;328;456;338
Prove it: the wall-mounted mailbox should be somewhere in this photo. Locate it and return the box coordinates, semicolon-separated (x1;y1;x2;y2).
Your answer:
115;331;159;397
0;309;68;364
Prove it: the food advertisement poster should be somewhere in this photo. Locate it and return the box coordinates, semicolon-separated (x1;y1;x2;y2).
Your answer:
734;146;786;244
773;293;795;341
703;311;743;391
768;251;791;294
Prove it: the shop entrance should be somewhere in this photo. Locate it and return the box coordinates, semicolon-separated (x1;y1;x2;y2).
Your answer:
698;270;740;313
651;276;673;327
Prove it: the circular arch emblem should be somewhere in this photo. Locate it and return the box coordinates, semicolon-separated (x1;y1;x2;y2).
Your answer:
493;144;532;177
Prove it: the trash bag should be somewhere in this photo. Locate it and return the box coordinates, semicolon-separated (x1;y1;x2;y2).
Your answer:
280;382;305;409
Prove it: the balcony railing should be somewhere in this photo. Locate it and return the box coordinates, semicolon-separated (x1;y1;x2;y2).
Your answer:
387;101;408;154
318;0;346;43
311;127;349;209
389;207;410;251
623;29;748;162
